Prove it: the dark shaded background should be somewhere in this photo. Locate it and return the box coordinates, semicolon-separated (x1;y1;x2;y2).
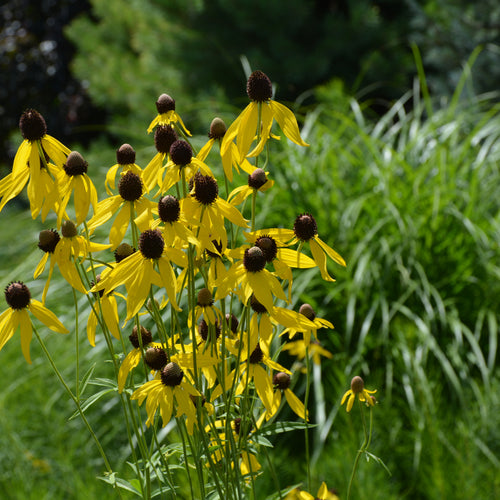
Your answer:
1;0;500;167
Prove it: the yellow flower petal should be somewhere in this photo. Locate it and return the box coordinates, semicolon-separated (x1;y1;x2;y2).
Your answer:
316;237;346;267
269;100;309;147
0;309;15;353
29;300;68;333
310;239;335;282
118;349;142;393
285;388;307;420
109;203;131;249
18;309;33;364
253;364;273;412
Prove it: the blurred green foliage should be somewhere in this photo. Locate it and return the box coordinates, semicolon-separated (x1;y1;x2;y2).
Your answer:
65;0;416;140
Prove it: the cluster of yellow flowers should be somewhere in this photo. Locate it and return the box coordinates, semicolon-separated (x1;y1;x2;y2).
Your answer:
0;70;365;496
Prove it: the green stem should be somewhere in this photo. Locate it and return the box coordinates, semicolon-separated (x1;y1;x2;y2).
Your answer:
346;400;371;500
72;286;80;401
33;326;122;499
304;346;312;492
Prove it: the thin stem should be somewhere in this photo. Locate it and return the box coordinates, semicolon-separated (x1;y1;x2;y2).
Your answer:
304;346;312;492
33;326;122;499
346;400;371;500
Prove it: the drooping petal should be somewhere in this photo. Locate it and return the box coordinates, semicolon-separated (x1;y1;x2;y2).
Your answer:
216;198;248;228
316;237;346;267
246;272;275;312
196;138;214;162
269;100;309;147
157;257;181;312
118;349;141;393
285;388;307;420
247;102;274;158
86;308;98;346
109;203;131;249
87;196;123;233
277;248;316;268
235;103;258;161
101;295;120;339
310;239;335;282
18;309;33;364
125;259;153;319
341;389;352;406
29;300;68;333
0;309;15;353
253;364;274;413
157;387;174;426
34;252;50;279
42;135;71;167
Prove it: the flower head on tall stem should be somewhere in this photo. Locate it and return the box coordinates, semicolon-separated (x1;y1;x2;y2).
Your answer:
183;172;248;252
197;117;254;182
0;109;70;219
341;376;377;413
87;170;155;249
57;151;98;228
265;213;346;282
0;281;68;363
91;228;184;321
105;144;144;195
147;93;191;136
221;70;309;162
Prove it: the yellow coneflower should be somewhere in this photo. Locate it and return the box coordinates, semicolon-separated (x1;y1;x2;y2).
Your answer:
221;70;309;162
341;376;377;413
0;281;68;363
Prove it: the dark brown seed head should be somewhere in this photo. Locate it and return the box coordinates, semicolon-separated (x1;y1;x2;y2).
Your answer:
158;195;180;223
5;281;31;310
198;319;221;342
192;173;218;205
144;347;169;371
255;235;277;262
243;246;266;272
19;109;47;141
197;288;213;307
154;125;178;154
250;294;267;314
233;417;242;435
246;70;273;102
273;372;291;390
116;144;136;165
248;168;268;190
63;151;88;176
208;117;226;139
299;303;316;321
114;242;135;263
293;213;318;241
249;343;264;364
161;362;184;386
225;313;239;333
61;220;78;238
38;229;60;253
139;229;164;260
118;171;143;201
156;93;176;114
129;325;153;349
170;140;193;166
350;376;365;394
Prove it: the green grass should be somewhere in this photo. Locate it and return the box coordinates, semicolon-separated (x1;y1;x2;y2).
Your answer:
0;64;499;498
